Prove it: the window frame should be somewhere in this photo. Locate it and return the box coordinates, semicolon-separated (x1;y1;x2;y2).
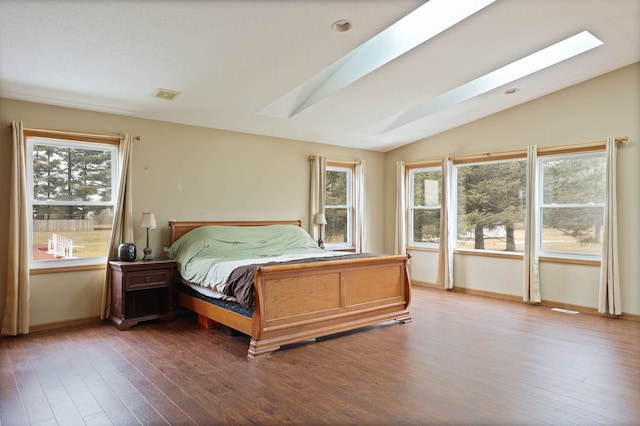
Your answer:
26;134;119;270
537;150;606;261
407;165;442;249
324;163;355;250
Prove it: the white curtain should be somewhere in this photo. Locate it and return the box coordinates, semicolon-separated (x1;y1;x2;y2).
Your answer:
355;161;367;253
1;122;30;335
100;134;135;319
308;156;326;243
598;137;621;315
394;161;407;255
436;158;454;289
523;145;541;303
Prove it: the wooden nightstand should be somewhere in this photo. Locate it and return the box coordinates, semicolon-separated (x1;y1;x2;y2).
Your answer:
108;259;176;330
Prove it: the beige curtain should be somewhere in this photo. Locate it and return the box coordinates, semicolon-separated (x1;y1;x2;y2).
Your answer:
394;161;407;255
100;134;134;319
355;161;367;253
523;145;541;303
598;137;621;315
308;156;326;242
436;158;453;289
1;122;30;335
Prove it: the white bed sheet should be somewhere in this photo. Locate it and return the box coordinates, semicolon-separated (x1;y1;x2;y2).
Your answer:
184;281;237;301
200;251;349;296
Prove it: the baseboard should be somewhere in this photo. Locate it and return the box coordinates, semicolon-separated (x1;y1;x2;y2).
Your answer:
449;286;522;302
411;280;440;289
447;287;639;321
620;312;640;321
29;316;102;333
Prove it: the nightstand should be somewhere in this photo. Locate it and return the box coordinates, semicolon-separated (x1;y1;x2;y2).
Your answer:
108;259;176;330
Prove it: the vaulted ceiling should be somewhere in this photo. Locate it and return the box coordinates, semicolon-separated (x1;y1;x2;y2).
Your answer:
1;0;638;152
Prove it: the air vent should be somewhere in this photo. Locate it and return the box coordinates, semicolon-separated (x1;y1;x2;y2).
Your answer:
153;88;180;101
551;308;579;314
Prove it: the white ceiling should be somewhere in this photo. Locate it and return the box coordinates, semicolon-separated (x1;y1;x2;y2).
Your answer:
1;0;638;152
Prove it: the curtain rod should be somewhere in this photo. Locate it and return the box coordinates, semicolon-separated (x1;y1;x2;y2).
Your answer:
449;136;629;162
540;136;628;152
7;124;140;141
308;155;361;165
404;157;444;167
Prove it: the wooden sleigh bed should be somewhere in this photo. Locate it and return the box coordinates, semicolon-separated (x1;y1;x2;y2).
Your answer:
168;220;412;359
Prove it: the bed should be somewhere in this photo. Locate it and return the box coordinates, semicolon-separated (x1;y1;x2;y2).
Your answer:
168;220;412;359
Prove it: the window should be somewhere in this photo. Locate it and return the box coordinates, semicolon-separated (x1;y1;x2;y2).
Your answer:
539;152;605;258
324;164;354;249
27;135;118;269
408;166;441;247
454;159;526;252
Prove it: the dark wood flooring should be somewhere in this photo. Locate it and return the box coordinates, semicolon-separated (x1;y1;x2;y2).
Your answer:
1;286;639;425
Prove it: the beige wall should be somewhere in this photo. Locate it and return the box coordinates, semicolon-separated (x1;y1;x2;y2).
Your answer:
0;99;386;327
384;62;640;315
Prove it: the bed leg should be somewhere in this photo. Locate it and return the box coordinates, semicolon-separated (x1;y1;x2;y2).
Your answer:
396;311;412;324
198;315;219;329
247;340;280;360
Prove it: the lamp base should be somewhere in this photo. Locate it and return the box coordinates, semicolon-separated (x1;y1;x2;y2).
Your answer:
143;246;153;261
318;239;325;249
143;228;153;260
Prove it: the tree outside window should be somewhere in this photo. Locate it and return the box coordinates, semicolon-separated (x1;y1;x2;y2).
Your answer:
408;167;441;246
455;159;527;252
452;151;605;259
539;153;605;257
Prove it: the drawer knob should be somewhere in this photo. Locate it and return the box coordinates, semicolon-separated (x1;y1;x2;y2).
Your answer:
145;275;150;283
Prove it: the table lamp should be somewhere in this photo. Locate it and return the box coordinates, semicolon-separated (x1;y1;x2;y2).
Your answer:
314;213;327;249
140;212;157;260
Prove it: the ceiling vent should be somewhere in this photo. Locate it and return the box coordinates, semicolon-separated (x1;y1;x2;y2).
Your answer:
153;88;180;101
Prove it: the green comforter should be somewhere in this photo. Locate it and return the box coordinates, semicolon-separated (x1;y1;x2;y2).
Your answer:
168;224;326;284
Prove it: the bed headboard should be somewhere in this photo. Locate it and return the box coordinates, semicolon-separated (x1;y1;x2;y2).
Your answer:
168;220;303;244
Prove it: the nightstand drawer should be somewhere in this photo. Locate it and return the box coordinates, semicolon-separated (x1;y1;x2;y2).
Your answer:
126;271;169;290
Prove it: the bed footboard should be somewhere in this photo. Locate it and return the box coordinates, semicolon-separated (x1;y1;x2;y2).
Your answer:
248;254;411;359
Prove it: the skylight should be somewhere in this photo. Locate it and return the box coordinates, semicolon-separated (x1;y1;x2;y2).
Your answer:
259;0;496;119
385;31;604;131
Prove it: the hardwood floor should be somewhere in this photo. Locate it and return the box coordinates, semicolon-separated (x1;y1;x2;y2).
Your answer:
1;286;638;425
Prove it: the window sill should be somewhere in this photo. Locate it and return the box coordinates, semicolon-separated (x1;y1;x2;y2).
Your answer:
407;246;439;253
454;249;523;260
452;249;601;266
538;256;600;266
30;264;107;275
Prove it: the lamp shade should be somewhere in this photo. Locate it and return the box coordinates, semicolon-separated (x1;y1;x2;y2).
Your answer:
314;213;327;225
140;212;157;229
